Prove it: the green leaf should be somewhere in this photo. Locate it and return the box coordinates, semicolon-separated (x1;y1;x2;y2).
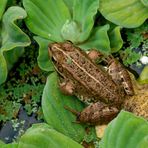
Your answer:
0;6;30;85
108;26;123;53
73;0;100;42
42;72;86;142
1;143;18;148
19;123;83;148
138;66;148;84
61;0;100;43
34;36;54;72
61;20;81;43
23;0;71;42
120;48;141;66
0;140;5;145
99;0;148;28
63;0;75;14
100;110;148;148
78;25;111;54
0;0;7;21
141;0;148;7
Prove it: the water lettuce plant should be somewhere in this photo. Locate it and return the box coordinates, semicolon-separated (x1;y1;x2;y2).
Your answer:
23;0;123;73
0;6;30;85
1;111;148;147
0;0;148;147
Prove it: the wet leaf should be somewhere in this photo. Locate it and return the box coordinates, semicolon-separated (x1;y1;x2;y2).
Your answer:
141;0;148;7
34;36;54;72
99;0;148;28
0;0;7;20
78;25;111;54
100;110;148;148
63;0;75;14
61;0;100;43
19;123;83;148
108;26;123;53
0;6;30;85
1;143;18;148
23;0;71;42
72;0;99;42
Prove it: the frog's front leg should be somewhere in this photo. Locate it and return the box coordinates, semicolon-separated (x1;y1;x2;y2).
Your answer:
87;50;103;62
65;101;119;125
59;79;75;95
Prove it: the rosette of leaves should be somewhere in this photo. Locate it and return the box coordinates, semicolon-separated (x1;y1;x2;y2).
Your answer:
100;110;148;148
23;0;123;71
99;0;148;28
0;6;31;85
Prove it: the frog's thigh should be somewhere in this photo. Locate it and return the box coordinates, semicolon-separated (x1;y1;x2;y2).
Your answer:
79;101;119;125
59;79;75;95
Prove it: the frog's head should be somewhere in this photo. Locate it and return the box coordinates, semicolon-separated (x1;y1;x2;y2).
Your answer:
48;43;65;62
48;42;74;62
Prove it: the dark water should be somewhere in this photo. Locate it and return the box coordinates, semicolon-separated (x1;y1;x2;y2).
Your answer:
0;107;42;143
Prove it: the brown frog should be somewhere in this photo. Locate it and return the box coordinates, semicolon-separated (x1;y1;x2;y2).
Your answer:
48;42;134;125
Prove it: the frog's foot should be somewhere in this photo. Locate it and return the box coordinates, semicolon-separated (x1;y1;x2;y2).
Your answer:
65;102;119;125
59;80;75;95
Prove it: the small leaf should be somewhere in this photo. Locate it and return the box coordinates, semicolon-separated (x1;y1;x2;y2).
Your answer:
100;110;148;148
99;0;148;28
73;0;100;42
19;123;83;148
23;0;71;42
78;25;111;54
34;36;54;72
138;66;148;84
108;26;123;53
42;72;86;142
61;20;81;43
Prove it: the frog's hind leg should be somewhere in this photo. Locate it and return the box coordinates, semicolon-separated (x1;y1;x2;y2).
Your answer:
65;102;119;125
105;56;134;96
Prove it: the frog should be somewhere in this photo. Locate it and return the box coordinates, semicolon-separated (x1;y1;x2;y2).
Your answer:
48;41;135;125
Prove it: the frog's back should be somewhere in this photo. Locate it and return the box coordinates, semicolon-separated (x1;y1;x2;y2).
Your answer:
54;42;124;106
